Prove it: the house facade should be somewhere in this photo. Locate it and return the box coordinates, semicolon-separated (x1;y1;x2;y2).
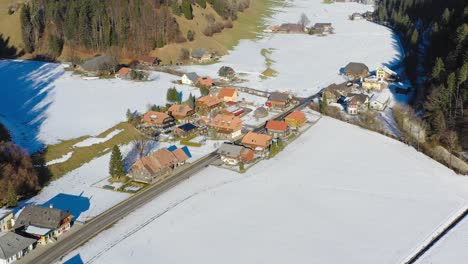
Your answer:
196;95;223;112
181;72;200;85
15;205;72;245
0;232;37;264
241;132;273;154
376;66;396;81
0;211;13;233
265;120;289;138
346;94;369;115
369;92;391;111
362;77;388;91
142;111;175;130
266;92;291;109
217;143;254;165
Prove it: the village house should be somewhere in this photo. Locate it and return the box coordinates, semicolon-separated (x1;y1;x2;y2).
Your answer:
210;114;243;139
217;143;254;166
115;67;132;79
139;56;160;67
167;146;191;167
285;111;307;129
223;105;245;117
0;232;37;264
218;88;238;102
369;92;391;111
128;148;188;183
0;211;13;233
350;12;363;20
173;123;198;138
265;120;289;138
346;93;369;115
343;62;370;80
322;82;356;105
181;72;200;85
142;111;175;130
15;205;72;245
191;48;212;63
376;66;397;81
254;107;269;118
168;104;194;122
362;76;388;91
218;66;235;80
278;23;305;33
312;23;334;34
196;94;223;112
195;76;214;87
80;55;117;76
241;132;273;154
266;92;292;109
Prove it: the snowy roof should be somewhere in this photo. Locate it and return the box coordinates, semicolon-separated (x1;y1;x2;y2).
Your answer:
25;225;53;236
218;143;244;158
184;72;200;82
15;205;71;229
0;232;36;260
378;66;396;76
0;209;12;220
329;103;344;110
344;62;369;75
370;92;391;104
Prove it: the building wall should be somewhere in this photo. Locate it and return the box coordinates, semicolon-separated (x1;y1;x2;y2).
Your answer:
0;213;14;232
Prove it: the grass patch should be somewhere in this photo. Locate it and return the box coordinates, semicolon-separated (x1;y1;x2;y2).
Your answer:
180;140;202;147
0;0;28;49
45;122;141;179
261;67;278;79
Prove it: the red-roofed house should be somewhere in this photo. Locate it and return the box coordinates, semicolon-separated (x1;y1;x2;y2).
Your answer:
196;95;223;112
265;120;289;138
241;132;273;153
142;111;175;129
218;88;238;102
284;111;307;128
115;67;132;79
196;76;214;87
210;114;243;139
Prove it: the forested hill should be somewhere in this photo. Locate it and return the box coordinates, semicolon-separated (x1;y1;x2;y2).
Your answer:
376;0;467;150
19;0;250;58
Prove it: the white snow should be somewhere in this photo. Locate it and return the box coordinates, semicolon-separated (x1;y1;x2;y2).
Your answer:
0;60;200;152
45;151;74;166
73;129;123;148
416;216;468;264
183;0;401;97
61;116;468;264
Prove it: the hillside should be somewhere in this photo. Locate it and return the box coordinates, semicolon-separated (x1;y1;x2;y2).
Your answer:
0;0;271;63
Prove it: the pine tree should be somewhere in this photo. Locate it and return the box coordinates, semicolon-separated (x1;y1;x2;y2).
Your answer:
181;0;193;20
320;93;328;114
7;184;17;207
431;57;445;82
187;93;195;109
109;145;125;179
239;162;245;172
196;0;207;8
410;29;418;47
167;87;180;103
20;3;34;53
126;109;133;122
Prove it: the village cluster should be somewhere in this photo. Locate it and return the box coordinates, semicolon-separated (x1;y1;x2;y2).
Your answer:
321;62;408;116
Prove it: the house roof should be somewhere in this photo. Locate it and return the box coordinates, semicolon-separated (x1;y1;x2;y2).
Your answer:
254;107;268;118
268;92;290;103
370;92;391;104
151;149;179;168
197;95;222;108
184;72;200;82
177;123;198;132
314;23;332;28
325;82;354;97
265;120;288;131
218;88;237;99
0;210;12;220
15;205;71;230
143;112;172;126
344;62;369;75
285;111;306;122
211;114;243;131
378;66;396;76
191;48;208;58
141;56;157;64
348;93;369;104
116;67;132;75
280;23;304;32
217;143;244;158
0;232;37;260
181;146;192;158
168;104;193;117
242;132;272;148
218;66;235;77
196;76;214;86
172;148;189;163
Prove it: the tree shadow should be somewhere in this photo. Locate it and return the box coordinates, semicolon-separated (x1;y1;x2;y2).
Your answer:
63;254;84;264
0;34;23;59
0;60;64;152
40;192;91;221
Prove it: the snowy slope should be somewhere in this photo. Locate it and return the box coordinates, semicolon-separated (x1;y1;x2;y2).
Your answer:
0;60;200;152
415;216;468;264
183;0;401;97
61;117;468;264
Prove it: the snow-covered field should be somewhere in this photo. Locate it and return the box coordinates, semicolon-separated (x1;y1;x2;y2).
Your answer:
0;60;200;152
184;0;401;97
62;116;468;264
416;217;468;263
73;129;123;148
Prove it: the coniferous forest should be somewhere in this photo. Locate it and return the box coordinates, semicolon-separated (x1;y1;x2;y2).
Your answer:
376;0;467;151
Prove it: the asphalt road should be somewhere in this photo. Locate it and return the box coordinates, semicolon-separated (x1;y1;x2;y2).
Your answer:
29;93;320;264
29;152;219;264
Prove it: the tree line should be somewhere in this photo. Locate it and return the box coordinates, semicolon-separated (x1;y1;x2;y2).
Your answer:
20;0;250;58
377;0;467;151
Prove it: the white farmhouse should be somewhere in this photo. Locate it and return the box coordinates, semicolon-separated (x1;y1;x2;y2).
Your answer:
369;92;391;111
181;72;200;86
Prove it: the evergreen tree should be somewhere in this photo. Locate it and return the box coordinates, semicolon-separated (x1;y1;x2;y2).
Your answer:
20;3;34;53
126;109;133;122
181;0;193;20
196;0;207;8
431;57;445;81
410;29;418;47
171;1;181;16
320;94;328;114
109;145;125;179
199;86;210;96
187;93;195;109
167;87;180;103
239;162;244;172
187;30;195;41
7;184;17;207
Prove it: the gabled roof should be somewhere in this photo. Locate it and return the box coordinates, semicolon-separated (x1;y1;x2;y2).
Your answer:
211;114;243;131
197;95;222;107
344;62;369;75
268;92;290;103
285;111;306;122
279;23;304;32
184;72;200;82
172;148;189;163
265;120;288;131
196;76;214;86
347;93;369;104
181;146;192;158
143;112;172;126
242;132;273;148
218;88;237;99
168;104;193;117
0;232;36;260
370;92;391;104
314;23;332;28
217;143;244;158
15;205;71;230
116;67;132;75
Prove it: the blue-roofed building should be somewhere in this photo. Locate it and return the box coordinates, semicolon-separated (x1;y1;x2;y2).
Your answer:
181;146;192;158
167;145;178;152
174;123;198;137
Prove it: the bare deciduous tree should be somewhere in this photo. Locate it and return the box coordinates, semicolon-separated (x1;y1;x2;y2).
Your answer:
299;13;310;27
